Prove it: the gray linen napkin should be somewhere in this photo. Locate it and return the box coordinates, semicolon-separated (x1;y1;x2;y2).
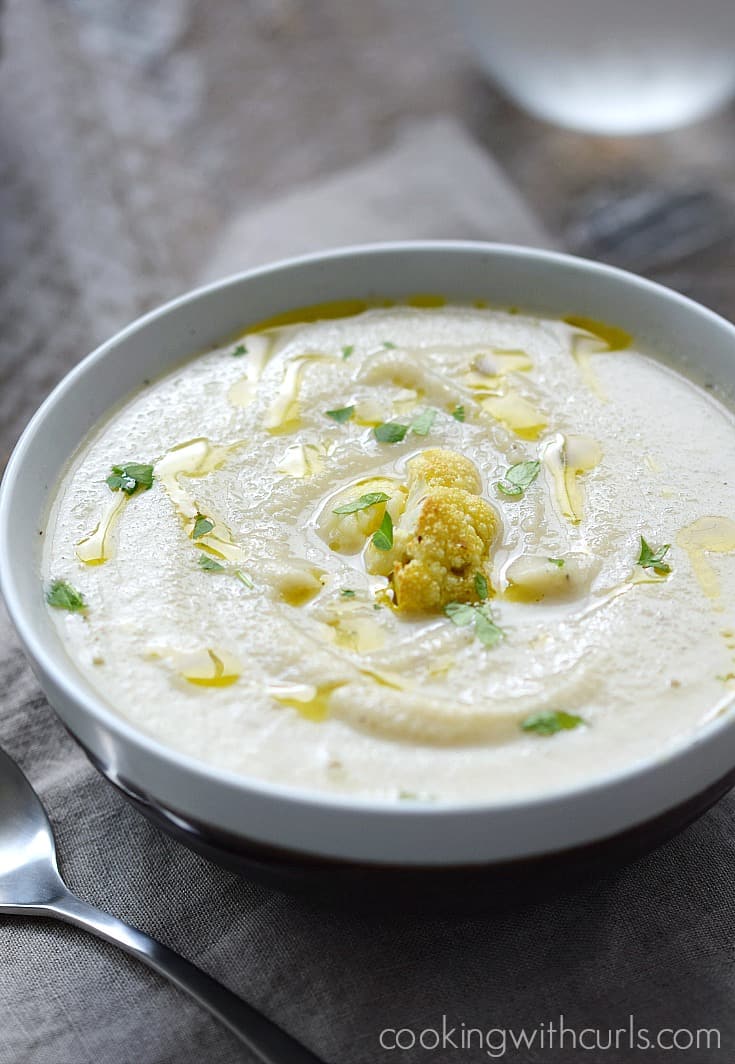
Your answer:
1;119;733;1064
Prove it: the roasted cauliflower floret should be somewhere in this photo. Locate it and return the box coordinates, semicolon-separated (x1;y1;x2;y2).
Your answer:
318;477;406;554
407;448;482;494
364;448;500;613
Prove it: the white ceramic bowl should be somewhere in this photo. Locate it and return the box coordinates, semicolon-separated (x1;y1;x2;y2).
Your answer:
3;242;735;906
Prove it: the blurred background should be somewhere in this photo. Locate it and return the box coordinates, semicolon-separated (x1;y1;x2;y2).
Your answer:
2;0;735;469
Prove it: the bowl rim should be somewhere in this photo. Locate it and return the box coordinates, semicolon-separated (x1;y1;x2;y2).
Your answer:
3;238;735;827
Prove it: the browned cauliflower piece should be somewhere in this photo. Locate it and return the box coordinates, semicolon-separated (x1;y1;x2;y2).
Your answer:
407;448;483;494
364;448;499;613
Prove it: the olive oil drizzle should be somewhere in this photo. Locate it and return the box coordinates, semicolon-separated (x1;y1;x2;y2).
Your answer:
677;516;735;602
564;316;632;401
154;437;246;562
540;432;602;525
76;491;128;565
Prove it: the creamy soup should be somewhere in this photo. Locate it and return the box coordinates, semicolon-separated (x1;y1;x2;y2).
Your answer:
43;303;735;802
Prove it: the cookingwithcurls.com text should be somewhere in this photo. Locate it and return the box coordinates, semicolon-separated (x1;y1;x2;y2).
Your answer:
378;1014;722;1058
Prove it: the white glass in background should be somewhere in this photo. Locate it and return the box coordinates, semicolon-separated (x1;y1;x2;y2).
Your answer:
455;0;735;135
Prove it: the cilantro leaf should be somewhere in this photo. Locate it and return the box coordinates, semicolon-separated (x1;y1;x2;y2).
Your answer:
193;515;214;539
548;557;565;568
637;536;671;575
474;572;489;601
106;462;154;496
474;604;504;647
325;405;355;424
444;602;476;627
340;589;356;598
497;459;541;498
371;511;394;551
445;600;504;647
46;579;86;612
410;408;437;437
198;554;225;571
451;405;465;422
342;345;354;360
333;491;390;515
374;422;409;444
521;710;584;736
232;343;248;357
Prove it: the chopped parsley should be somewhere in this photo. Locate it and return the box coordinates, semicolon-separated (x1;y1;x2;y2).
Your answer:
342;345;354;360
374;422;409;444
637;536;671;575
325;405;355;424
444;600;503;648
371;511;394;551
474;572;489;601
235;569;254;589
232;343;248;357
340;588;356;598
410;408;437;437
198;554;225;571
521;710;584;736
192;515;214;539
473;604;504;647
451;405;465;422
46;579;86;613
548;557;565;568
374;410;438;444
444;602;475;627
382;340;397;349
106;462;154;496
496;459;540;498
333;491;390;515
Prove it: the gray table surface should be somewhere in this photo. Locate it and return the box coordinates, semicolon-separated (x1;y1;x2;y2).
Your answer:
3;2;735;1062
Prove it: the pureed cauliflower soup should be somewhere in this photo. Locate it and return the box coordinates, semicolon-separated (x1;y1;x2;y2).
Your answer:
43;301;735;802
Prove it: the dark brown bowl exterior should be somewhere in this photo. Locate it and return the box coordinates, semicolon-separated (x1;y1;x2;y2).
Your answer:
81;740;735;915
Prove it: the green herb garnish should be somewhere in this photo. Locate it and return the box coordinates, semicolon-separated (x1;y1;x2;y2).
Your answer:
382;340;397;349
333;491;390;515
637;536;671;576
451;405;465;422
340;589;356;598
342;345;354;360
474;572;489;601
193;515;214;539
444;602;476;626
374;410;437;444
521;710;584;736
497;459;541;498
474;604;504;647
106;462;154;496
374;422;409;444
198;554;225;571
46;580;86;613
232;343;248;357
444;600;503;647
235;569;254;589
325;405;355;424
371;511;394;551
548;557;565;568
410;408;437;437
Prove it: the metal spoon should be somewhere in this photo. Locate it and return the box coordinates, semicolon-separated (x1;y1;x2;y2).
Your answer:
0;747;323;1063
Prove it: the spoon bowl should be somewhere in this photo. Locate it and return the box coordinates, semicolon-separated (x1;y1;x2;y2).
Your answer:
0;748;64;911
0;746;322;1063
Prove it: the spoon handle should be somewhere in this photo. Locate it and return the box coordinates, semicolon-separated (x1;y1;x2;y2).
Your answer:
43;890;323;1064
